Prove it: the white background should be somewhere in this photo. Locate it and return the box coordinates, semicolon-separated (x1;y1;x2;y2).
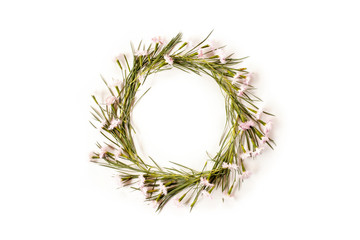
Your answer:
1;0;359;239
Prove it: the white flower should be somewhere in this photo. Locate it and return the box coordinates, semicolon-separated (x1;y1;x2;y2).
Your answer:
135;50;148;56
105;96;117;105
138;174;145;188
260;136;269;145
200;177;214;188
197;48;205;59
240;171;252;180
158;181;167;195
240;152;251;160
99;146;110;159
114;149;122;160
108;118;121;130
252;147;264;157
255;107;263;120
164;54;174;65
264;121;273;135
201;190;212;199
152;36;164;45
222;162;238;170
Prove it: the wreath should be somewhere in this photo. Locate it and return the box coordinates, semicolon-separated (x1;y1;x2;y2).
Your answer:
89;32;274;211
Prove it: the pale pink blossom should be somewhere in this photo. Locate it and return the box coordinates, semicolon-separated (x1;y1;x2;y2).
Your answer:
108;118;121;130
240;152;251;160
158;181;167;195
152;36;164;45
110;78;122;88
240;171;252;179
138;74;144;82
243;73;252;85
260;136;269;144
113;54;122;63
135;50;148;56
252;147;264;157
138;174;145;188
201;190;212;199
197;48;205;59
255;107;263;120
264;121;272;135
151;200;159;208
216;49;226;63
99;120;106;130
105;96;117;105
222;162;238;170
207;40;217;51
232;72;242;84
239;120;255;130
173;198;184;207
237;89;245;97
237;85;248;97
99;146;110;159
164;54;174;65
200;177;214;188
114;149;122;160
222;191;234;199
140;186;148;196
89;152;97;162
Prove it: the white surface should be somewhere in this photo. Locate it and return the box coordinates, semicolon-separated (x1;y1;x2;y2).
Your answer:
1;0;359;239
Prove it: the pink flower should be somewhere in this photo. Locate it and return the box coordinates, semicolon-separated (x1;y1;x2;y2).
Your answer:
135;50;147;56
201;190;212;199
173;198;184;207
222;162;238;170
264;121;272;135
99;146;110;159
216;49;226;64
113;54;122;63
164;54;173;65
207;40;217;52
241;171;252;179
89;152;97;162
260;136;269;144
197;48;205;59
108;118;121;130
243;73;252;85
158;181;167;195
232;72;242;85
140;186;148;196
239;120;255;130
252;147;264;157
114;149;122;160
151;200;159;208
200;177;214;188
138;74;144;82
255;107;263;120
240;152;251;160
237;85;248;97
152;36;164;45
105;96;117;105
138;174;145;188
98;120;106;130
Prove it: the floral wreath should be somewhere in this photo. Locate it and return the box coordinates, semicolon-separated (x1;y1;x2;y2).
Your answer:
90;32;274;211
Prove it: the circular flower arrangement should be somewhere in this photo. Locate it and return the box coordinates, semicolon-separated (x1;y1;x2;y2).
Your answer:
90;32;274;211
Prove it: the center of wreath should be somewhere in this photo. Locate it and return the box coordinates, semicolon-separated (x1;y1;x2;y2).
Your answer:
132;68;226;169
